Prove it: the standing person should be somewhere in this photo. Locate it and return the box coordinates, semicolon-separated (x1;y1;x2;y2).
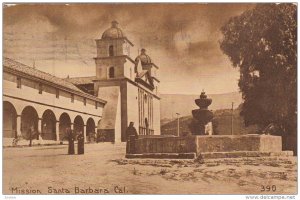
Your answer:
77;131;84;155
27;125;35;147
66;127;75;155
125;122;138;154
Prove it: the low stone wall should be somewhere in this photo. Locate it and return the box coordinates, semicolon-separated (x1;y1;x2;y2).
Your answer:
132;134;283;156
195;134;282;153
134;136;197;154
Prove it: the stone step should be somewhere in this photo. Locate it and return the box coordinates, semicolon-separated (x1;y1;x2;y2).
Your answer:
125;151;293;159
198;151;294;159
125;153;196;159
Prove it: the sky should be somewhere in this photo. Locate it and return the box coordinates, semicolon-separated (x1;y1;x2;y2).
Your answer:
3;3;255;95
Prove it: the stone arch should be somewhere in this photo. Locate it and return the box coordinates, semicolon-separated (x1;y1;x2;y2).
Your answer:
41;109;56;140
59;113;71;141
3;101;17;138
21;106;39;139
86;118;96;142
74;115;84;135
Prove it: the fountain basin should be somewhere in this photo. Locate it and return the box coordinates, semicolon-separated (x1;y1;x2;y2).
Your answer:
195;98;212;108
126;134;293;159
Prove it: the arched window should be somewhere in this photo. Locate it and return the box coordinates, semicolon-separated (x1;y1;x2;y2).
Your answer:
109;67;115;78
109;45;114;56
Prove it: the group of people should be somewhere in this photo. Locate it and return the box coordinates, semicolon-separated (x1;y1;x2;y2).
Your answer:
66;121;138;154
87;132;105;143
24;122;139;155
20;121;280;157
65;127;85;155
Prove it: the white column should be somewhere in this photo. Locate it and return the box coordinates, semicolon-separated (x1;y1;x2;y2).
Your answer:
38;118;43;141
83;125;87;143
16;115;21;136
71;123;74;131
55;121;60;141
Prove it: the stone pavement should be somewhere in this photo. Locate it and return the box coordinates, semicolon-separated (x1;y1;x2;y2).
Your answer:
3;143;297;195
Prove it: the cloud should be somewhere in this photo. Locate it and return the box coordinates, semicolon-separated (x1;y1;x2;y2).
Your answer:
3;3;255;94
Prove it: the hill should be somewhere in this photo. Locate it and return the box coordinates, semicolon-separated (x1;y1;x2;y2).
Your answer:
160;92;243;120
161;107;258;136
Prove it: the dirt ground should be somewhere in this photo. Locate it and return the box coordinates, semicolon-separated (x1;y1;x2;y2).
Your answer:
2;143;297;195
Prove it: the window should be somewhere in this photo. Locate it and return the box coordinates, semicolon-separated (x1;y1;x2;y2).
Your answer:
95;102;98;109
71;94;74;103
84;98;86;106
17;77;21;88
38;83;43;94
56;89;59;98
109;45;114;56
109;67;115;78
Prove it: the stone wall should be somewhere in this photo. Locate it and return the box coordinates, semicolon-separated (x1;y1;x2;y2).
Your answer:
132;134;283;155
195;135;282;153
134;136;197;154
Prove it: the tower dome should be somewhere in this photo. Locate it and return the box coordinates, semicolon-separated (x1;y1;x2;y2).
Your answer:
101;20;124;39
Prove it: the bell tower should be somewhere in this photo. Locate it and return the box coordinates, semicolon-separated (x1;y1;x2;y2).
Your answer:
94;21;161;143
94;20;134;80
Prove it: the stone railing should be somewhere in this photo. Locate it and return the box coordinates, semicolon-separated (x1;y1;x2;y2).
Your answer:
139;126;154;135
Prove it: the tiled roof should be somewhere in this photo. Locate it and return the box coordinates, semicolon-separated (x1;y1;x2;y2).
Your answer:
65;76;96;85
3;57;106;104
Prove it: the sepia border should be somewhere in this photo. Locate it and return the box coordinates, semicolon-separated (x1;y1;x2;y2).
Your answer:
1;1;298;200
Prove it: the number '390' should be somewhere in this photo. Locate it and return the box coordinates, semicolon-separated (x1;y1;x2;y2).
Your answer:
261;185;276;192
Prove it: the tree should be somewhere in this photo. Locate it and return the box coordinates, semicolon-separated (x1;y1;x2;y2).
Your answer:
220;4;297;152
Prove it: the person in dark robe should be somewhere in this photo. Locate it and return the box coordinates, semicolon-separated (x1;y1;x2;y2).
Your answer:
77;131;84;155
125;122;138;154
66;127;75;155
27;125;35;147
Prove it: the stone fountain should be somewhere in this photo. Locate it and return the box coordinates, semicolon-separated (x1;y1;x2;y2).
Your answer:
190;91;213;135
126;92;292;159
